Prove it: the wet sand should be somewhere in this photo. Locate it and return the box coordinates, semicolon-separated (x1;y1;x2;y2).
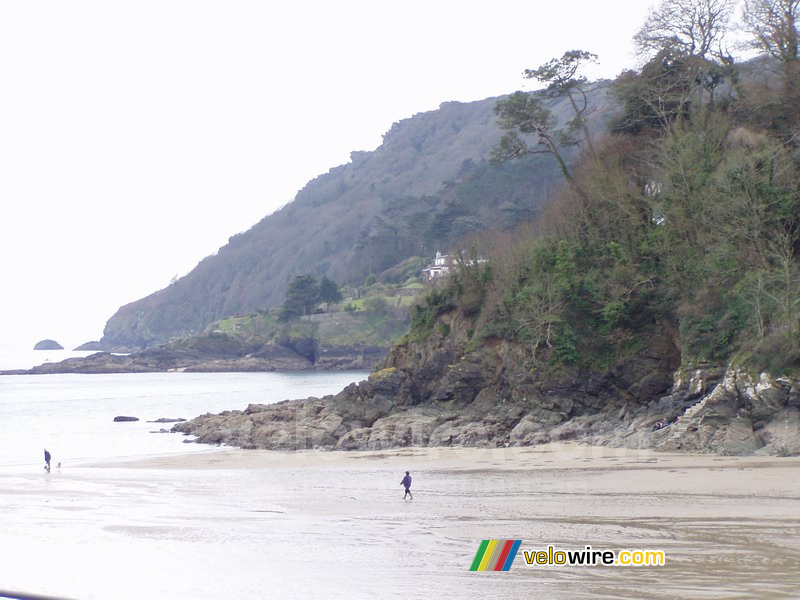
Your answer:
2;443;799;599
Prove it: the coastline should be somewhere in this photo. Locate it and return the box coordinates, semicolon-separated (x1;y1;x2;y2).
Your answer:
107;441;800;473
5;443;799;598
100;442;800;597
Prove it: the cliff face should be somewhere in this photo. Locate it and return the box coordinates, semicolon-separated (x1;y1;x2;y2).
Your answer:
172;307;800;456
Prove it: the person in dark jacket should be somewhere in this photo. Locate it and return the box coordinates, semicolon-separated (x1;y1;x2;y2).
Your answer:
44;449;51;472
401;471;413;500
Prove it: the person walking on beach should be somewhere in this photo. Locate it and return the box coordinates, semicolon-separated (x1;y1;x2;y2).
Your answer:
44;449;51;473
401;471;413;500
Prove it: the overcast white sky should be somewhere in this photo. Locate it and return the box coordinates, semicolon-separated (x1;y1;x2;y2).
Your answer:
0;0;658;349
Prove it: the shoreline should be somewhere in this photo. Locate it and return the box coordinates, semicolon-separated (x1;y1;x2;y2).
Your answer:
102;441;800;472
7;442;800;598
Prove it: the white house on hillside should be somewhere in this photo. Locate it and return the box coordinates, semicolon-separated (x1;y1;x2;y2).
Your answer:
421;251;488;281
421;251;453;280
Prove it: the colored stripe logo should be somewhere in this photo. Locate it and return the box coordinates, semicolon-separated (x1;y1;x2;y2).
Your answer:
469;540;522;571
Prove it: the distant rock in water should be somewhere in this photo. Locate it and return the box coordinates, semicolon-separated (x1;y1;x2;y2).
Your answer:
73;341;105;351
34;339;63;350
113;416;139;422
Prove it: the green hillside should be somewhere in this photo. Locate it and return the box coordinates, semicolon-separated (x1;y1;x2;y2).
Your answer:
205;277;423;352
410;54;800;376
101;87;614;349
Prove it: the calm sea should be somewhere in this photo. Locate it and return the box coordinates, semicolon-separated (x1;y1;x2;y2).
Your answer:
0;345;98;372
0;346;368;469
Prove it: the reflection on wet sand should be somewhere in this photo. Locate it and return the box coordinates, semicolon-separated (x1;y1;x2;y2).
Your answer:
2;443;798;599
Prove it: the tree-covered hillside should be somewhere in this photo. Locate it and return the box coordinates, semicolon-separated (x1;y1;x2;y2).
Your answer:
101;86;614;348
410;0;800;375
158;1;800;460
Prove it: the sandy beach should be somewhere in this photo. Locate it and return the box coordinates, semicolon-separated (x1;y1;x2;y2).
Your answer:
2;443;799;599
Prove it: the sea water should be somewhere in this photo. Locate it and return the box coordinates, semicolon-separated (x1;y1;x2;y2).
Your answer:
0;370;369;470
0;345;98;372
0;368;380;599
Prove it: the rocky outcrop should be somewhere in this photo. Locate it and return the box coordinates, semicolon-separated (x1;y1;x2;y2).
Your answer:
34;339;63;350
73;341;106;351
174;363;800;456
1;348;312;375
2;335;386;375
172;309;800;456
314;344;388;370
656;370;800;456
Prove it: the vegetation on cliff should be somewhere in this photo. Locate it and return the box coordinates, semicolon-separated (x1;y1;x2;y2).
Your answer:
101;89;614;348
206;275;422;358
411;0;800;377
171;1;800;457
104;0;800;387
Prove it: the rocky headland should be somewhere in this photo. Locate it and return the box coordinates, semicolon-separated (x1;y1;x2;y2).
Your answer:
73;341;106;351
2;333;386;375
172;311;800;456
